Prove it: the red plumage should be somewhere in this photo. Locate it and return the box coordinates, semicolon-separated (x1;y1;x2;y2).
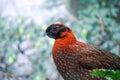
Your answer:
45;24;120;80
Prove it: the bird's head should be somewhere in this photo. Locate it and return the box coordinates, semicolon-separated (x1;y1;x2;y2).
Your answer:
44;24;75;40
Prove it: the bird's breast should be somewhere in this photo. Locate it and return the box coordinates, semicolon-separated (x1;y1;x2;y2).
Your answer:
52;44;81;78
52;42;80;70
52;49;79;79
52;48;77;69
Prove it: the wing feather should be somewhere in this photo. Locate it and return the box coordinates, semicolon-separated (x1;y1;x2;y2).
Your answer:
74;42;120;70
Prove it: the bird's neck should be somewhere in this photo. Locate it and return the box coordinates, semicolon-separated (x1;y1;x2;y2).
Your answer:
52;32;77;55
55;32;77;45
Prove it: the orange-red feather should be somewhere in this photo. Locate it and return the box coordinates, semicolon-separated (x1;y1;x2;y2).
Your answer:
45;24;120;80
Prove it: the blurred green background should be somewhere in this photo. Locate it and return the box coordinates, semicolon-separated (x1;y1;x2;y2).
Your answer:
0;0;120;80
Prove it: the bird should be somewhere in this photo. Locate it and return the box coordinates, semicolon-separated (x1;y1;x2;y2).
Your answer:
44;23;120;80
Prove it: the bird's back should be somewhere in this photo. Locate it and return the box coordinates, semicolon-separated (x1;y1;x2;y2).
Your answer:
75;41;120;70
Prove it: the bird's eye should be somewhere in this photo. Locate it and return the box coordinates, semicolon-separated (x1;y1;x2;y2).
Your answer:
53;27;57;30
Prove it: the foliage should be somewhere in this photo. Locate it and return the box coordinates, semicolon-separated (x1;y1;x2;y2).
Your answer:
92;69;120;80
0;0;120;80
0;17;55;80
68;0;120;55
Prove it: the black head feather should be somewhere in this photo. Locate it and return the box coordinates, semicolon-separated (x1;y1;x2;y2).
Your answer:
45;24;71;39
